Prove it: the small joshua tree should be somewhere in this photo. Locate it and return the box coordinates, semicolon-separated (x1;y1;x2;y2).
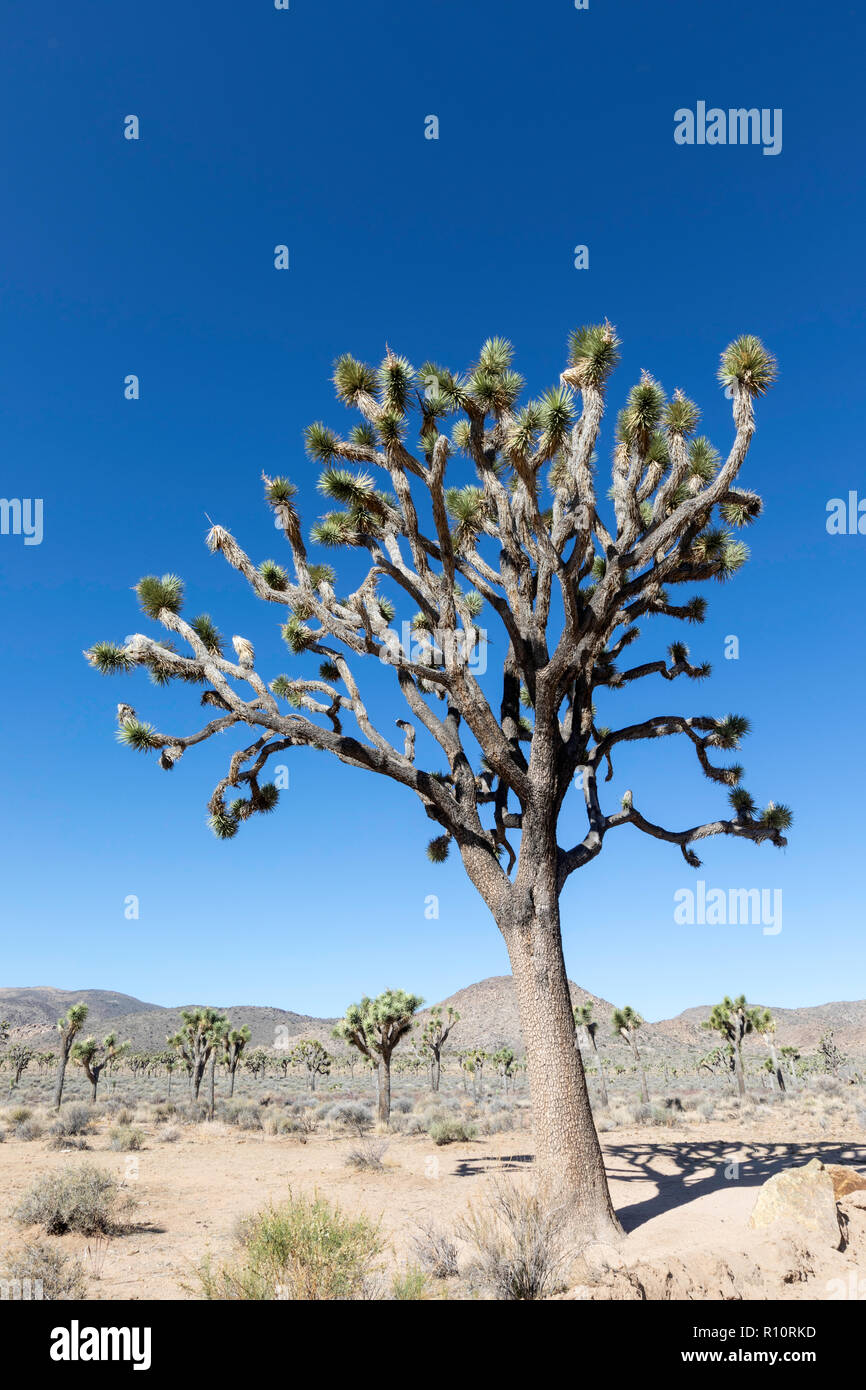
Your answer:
752;1008;785;1093
223;1025;251;1098
702;995;759;1098
574;1002;608;1107
491;1045;516;1095
291;1038;332;1092
611;1006;649;1105
5;1041;35;1090
333;990;422;1122
72;1033;129;1103
418;1006;459;1092
818;1030;844;1077
54;1003;89;1110
86;327;790;1240
167;1007;227;1103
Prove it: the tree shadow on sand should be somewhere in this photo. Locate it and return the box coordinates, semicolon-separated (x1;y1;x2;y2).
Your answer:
605;1139;866;1232
451;1140;866;1235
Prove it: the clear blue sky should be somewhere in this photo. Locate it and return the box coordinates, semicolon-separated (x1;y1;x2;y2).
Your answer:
1;0;863;1020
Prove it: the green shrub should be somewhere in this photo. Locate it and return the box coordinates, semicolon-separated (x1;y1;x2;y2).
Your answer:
109;1126;145;1152
197;1191;383;1300
429;1118;476;1146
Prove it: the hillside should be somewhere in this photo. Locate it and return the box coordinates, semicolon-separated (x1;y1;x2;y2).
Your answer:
1;981;862;1058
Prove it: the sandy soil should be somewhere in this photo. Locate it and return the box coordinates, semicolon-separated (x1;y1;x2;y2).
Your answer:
1;1116;864;1300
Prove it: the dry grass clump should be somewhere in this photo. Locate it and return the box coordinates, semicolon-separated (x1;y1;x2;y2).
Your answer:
1;1241;86;1299
458;1178;570;1301
411;1220;459;1279
14;1163;136;1236
345;1138;388;1171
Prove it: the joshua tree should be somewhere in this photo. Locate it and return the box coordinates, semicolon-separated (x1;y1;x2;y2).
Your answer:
702;995;759;1098
612;1006;649;1104
460;1047;488;1101
417;1006;459;1092
85;327;789;1240
5;1041;34;1090
224;1025;251;1097
0;1020;8;1048
818;1030;844;1076
71;1033;129;1102
291;1038;332;1092
167;1007;227;1102
574;1002;608;1107
491;1045;516;1095
244;1046;269;1082
54;1003;89;1109
698;1043;736;1088
752;1008;785;1093
780;1045;800;1089
333;989;422;1122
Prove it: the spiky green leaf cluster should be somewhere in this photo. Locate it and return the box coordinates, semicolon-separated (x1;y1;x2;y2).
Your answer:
136;574;184;620
259;559;289;591
282;617;315;654
305;422;339;463
116;719;160;752
190;614;223;655
332;354;377;404
718;336;778;398
566;323;621;388
86;642;134;675
426;834;451;863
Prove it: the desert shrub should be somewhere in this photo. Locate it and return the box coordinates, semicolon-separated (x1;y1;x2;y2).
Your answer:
108;1126;145;1152
14;1163;135;1236
197;1192;383;1300
459;1179;569;1301
0;1128;5;1142
115;1108;135;1127
2;1241;86;1300
51;1104;93;1138
631;1103;653;1124
8;1106;33;1125
327;1101;373;1134
346;1139;388;1171
411;1221;459;1279
15;1119;43;1142
429;1118;476;1146
391;1265;429;1299
390;1098;412;1114
47;1134;90;1152
152;1103;177;1124
159;1125;181;1144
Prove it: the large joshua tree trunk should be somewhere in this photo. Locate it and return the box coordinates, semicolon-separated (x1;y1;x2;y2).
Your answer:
53;1051;69;1111
499;862;622;1243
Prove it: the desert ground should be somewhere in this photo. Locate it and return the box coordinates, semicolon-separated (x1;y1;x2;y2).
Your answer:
1;1068;864;1301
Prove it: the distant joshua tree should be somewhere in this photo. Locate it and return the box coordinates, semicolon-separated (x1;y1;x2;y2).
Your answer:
417;1006;459;1092
54;1003;89;1109
72;1033;129;1102
333;990;422;1122
752;1008;785;1093
612;1006;649;1104
224;1025;251;1097
5;1041;35;1090
702;995;761;1098
491;1045;516;1095
86;328;790;1241
291;1038;332;1092
818;1030;845;1077
574;1002;608;1107
167;1007;227;1104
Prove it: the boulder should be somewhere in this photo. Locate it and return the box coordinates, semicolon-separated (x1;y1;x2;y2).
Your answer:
825;1164;866;1202
749;1158;843;1249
